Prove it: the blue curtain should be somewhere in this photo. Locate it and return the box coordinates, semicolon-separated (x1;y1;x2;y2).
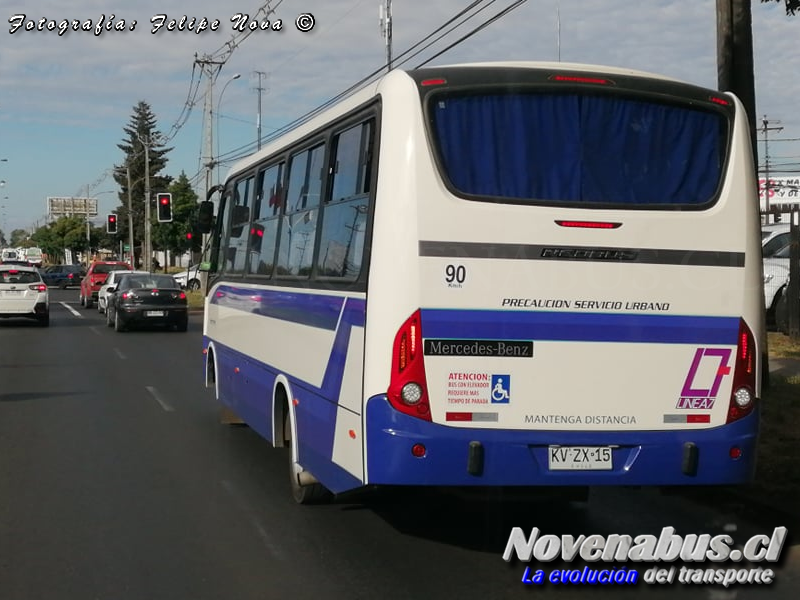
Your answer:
432;93;723;206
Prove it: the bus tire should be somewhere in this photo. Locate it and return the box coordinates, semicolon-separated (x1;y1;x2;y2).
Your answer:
283;395;331;505
290;459;330;505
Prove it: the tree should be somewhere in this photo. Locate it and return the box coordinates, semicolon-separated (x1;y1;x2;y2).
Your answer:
762;0;800;15
112;101;173;266
30;216;89;261
9;229;31;247
151;171;200;264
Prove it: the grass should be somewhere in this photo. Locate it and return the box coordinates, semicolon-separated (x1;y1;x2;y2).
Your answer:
767;330;800;360
186;290;205;310
737;331;800;514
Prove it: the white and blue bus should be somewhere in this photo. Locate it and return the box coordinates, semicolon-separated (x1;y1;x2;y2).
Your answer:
201;61;765;503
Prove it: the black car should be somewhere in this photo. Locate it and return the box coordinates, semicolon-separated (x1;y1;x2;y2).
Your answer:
105;273;188;332
40;264;86;289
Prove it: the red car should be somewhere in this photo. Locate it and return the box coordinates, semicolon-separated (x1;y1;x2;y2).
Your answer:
80;261;133;309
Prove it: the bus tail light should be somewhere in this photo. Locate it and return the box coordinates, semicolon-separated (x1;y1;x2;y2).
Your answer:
388;310;431;421
726;319;758;424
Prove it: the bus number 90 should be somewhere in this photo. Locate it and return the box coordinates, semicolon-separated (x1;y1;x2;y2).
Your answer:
445;264;466;285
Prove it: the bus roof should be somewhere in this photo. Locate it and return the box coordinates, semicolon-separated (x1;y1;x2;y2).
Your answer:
223;61;710;183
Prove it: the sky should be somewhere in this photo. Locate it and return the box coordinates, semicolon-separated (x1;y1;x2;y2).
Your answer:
0;0;798;235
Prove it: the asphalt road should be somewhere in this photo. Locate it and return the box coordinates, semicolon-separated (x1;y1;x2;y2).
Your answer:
0;288;798;599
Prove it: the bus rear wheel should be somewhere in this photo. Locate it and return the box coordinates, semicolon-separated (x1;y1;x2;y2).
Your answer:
283;398;331;505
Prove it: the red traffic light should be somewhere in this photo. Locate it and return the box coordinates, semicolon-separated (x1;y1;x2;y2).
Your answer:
156;192;173;222
186;232;193;240
109;215;116;223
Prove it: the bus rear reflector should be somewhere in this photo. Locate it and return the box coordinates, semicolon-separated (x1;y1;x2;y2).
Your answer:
388;310;431;421
726;319;757;424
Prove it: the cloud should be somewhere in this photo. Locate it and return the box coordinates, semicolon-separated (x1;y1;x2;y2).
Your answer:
1;0;798;232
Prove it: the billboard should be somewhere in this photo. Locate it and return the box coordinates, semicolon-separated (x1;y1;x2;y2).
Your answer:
47;196;98;219
759;177;800;212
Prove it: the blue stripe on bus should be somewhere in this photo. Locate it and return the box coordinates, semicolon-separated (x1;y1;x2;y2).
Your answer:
420;309;740;345
211;285;359;331
206;292;367;493
365;395;758;486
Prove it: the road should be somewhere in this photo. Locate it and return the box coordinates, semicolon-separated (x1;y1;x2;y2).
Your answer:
1;288;798;599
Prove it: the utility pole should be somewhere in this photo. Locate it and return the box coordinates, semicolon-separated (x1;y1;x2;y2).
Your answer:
379;0;393;71
137;133;164;272
125;165;135;265
195;54;226;201
716;0;758;173
760;116;784;220
254;70;268;151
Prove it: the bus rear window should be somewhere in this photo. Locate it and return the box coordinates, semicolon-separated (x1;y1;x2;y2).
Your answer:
429;92;727;207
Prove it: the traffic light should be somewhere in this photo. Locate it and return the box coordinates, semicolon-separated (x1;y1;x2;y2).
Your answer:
249;223;265;253
106;214;118;234
157;193;173;222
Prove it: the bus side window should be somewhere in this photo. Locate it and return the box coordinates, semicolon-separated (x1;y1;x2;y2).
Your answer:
277;144;325;277
317;119;374;280
250;162;284;277
226;176;254;275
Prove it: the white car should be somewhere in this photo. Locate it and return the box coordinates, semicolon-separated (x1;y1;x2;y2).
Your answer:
172;265;201;290
764;258;789;321
97;270;149;314
0;264;49;326
762;224;794;328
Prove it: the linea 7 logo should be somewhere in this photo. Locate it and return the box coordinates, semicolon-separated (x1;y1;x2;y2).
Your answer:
677;348;732;409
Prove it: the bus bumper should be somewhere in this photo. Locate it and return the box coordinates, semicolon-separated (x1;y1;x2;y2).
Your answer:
364;395;759;486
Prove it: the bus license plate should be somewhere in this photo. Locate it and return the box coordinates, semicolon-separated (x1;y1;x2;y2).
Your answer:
548;446;613;471
146;310;165;317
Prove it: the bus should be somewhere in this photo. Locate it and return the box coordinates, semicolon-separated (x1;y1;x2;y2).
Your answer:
200;61;765;503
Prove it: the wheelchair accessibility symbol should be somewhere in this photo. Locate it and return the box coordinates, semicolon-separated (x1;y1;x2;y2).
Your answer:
491;375;510;404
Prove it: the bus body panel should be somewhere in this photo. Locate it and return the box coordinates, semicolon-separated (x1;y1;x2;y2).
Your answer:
364;394;758;486
205;285;367;491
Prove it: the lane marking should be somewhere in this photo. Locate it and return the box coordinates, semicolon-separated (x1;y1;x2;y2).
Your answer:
145;386;174;412
60;302;81;317
114;348;126;360
220;479;284;559
89;326;102;336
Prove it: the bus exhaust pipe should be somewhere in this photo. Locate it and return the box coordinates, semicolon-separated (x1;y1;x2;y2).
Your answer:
297;470;319;486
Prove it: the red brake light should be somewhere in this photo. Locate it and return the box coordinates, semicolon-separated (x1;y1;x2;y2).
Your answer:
421;78;447;86
709;96;730;106
179;291;186;300
550;74;614;85
29;284;47;292
387;310;431;421
555;220;622;229
727;319;758;424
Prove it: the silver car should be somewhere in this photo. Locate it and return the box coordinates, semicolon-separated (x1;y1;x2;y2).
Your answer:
0;265;49;326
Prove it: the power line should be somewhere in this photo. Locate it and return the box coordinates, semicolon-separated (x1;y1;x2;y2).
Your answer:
218;0;526;165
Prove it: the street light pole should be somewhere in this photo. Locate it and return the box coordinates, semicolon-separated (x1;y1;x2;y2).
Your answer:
216;73;241;182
